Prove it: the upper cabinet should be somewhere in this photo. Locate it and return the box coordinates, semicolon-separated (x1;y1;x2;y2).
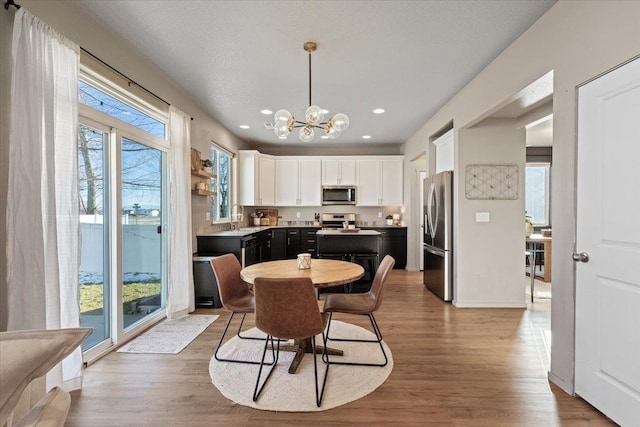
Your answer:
239;151;402;207
356;157;403;206
322;158;356;185
275;157;322;206
239;150;275;206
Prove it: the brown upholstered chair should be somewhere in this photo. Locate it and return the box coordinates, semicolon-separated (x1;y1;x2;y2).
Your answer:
210;254;274;365
252;277;330;407
322;255;395;367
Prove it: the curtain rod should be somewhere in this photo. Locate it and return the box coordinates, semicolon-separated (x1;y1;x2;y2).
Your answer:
80;47;193;121
4;0;21;10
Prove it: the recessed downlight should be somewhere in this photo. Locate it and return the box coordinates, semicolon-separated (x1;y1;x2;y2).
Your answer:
260;109;273;115
239;125;250;129
278;136;287;139
362;135;372;139
372;108;385;114
320;135;329;139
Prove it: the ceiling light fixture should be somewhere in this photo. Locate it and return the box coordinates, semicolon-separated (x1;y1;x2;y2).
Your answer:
271;42;349;142
239;125;250;129
260;109;273;115
373;108;385;114
362;135;372;139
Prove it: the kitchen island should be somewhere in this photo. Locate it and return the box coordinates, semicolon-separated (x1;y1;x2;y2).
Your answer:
316;229;381;293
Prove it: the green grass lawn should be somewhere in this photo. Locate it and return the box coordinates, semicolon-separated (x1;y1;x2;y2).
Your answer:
80;282;160;314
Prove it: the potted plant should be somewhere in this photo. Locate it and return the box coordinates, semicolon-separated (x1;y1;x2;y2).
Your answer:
385;214;393;226
201;159;213;171
525;212;534;237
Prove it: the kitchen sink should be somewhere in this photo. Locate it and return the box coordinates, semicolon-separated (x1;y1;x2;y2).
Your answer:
238;227;261;232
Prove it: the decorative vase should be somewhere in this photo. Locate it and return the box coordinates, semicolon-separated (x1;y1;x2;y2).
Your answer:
525;222;533;237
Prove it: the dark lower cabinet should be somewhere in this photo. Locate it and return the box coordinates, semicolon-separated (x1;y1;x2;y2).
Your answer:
299;227;320;258
271;228;286;260
285;228;301;259
363;227;407;269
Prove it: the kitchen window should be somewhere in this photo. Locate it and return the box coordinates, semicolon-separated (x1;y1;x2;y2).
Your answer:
210;143;232;222
525;163;551;227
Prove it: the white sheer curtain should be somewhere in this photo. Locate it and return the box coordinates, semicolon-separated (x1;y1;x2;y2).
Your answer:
7;9;82;390
166;106;195;318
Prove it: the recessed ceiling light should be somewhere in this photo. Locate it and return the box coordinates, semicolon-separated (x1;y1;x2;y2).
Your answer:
278;136;287;139
373;108;385;114
320;135;329;139
260;109;273;115
362;135;372;139
321;109;329;114
239;125;250;129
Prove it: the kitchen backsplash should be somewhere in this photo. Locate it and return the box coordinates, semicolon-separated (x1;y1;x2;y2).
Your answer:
248;206;404;226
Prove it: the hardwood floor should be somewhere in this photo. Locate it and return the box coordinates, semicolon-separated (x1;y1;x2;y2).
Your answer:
67;271;611;426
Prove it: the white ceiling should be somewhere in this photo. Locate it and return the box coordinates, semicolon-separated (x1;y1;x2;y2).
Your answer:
74;0;556;148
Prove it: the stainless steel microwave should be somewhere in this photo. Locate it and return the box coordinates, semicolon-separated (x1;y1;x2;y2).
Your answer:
321;186;357;205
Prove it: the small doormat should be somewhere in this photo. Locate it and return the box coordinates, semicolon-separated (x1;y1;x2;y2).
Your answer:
209;320;393;411
117;314;218;354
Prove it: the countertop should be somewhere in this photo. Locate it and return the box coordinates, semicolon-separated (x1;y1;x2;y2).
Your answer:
316;229;381;236
198;225;405;237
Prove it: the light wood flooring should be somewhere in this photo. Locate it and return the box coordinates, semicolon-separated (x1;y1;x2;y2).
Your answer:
67;271;612;426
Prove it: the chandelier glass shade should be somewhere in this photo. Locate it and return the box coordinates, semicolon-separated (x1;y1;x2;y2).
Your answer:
272;42;349;142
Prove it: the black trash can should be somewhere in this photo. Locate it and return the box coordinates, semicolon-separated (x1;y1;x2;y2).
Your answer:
193;255;223;308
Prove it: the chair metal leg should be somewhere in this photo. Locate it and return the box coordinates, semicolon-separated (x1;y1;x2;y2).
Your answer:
312;334;330;407
235;313;266;341
529;251;535;303
215;312;276;365
323;312;388;367
252;336;280;402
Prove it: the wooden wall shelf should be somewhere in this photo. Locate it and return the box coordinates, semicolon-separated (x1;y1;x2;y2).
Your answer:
191;189;217;196
191;170;217;179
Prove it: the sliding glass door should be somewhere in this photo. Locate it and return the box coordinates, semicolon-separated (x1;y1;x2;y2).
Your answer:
121;138;166;330
78;121;110;351
78;78;168;358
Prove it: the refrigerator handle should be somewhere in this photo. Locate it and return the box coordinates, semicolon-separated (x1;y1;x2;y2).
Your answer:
431;183;439;238
428;183;437;240
426;183;434;238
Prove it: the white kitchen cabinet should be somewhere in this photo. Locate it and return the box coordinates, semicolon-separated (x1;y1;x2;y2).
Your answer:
275;157;321;206
238;150;275;206
356;157;403;206
322;158;356;185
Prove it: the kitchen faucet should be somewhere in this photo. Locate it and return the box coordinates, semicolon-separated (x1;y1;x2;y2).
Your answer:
229;203;244;230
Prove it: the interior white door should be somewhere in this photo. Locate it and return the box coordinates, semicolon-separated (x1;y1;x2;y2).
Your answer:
575;56;640;426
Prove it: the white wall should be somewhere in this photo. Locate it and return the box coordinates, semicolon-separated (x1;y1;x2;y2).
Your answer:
454;119;525;307
401;0;640;394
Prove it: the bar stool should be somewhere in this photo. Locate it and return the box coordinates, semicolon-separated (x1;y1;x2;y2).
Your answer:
347;253;379;293
316;254;351;295
526;250;535;303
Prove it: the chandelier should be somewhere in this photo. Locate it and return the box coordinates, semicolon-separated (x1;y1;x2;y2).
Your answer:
271;42;349;142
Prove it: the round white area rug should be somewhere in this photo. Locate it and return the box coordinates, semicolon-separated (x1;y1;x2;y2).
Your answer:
209;320;393;411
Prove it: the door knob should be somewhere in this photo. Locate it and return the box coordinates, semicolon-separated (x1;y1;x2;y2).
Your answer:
572;252;589;263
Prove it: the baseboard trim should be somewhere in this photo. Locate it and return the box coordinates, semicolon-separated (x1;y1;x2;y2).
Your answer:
548;371;574;395
453;301;527;308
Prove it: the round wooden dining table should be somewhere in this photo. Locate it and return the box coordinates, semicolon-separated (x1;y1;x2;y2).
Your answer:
240;258;365;374
240;258;364;288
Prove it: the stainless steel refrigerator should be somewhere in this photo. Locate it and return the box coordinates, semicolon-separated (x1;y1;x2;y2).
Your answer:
423;171;453;301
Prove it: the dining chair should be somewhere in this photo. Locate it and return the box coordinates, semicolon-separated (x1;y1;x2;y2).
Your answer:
210;254;274;365
322;255;395;367
252;277;330;407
